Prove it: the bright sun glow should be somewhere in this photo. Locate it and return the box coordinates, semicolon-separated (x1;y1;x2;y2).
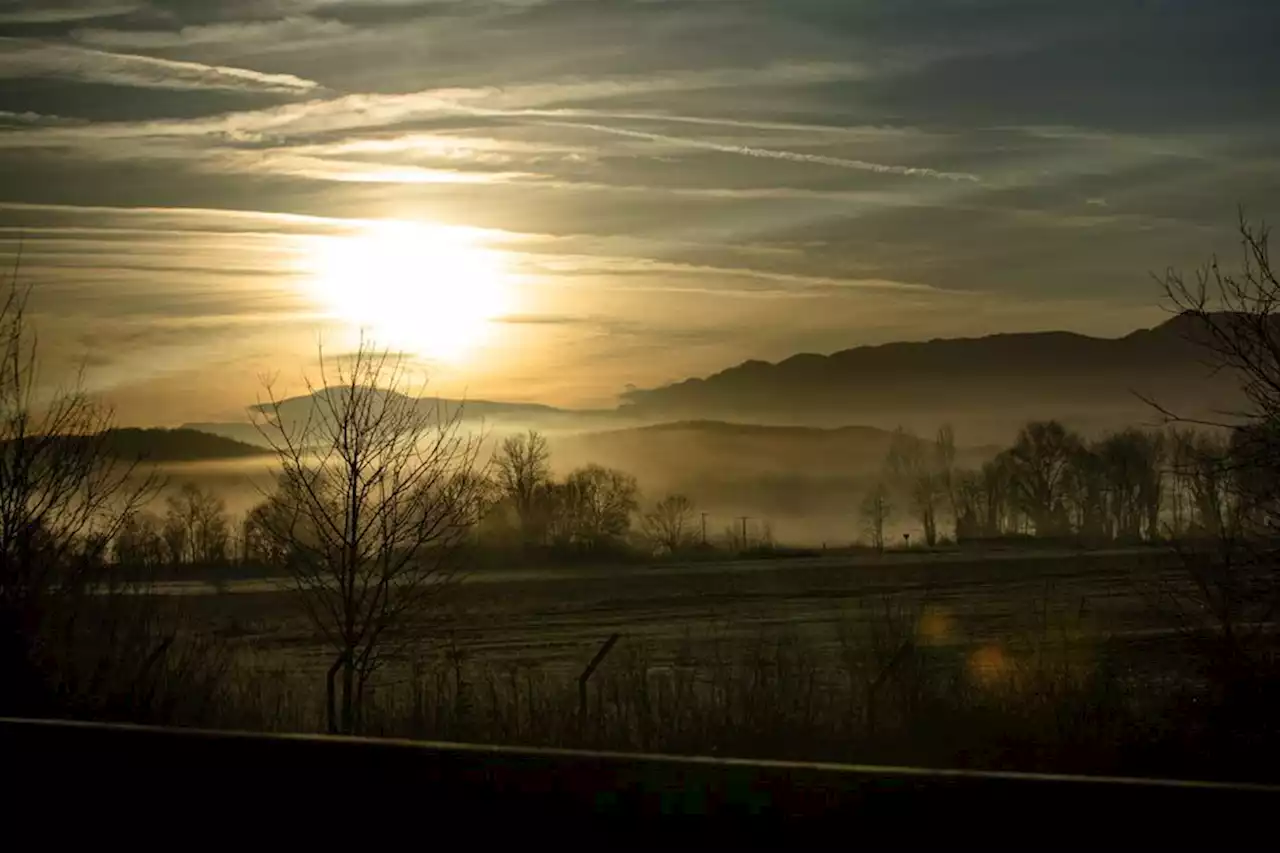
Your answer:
308;221;513;362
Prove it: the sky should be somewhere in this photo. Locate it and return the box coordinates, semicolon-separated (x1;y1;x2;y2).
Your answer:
0;0;1276;425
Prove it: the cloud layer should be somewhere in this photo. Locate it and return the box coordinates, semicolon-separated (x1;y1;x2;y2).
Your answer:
0;0;1276;421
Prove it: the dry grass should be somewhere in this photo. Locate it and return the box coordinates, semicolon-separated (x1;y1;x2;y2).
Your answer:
191;597;1228;778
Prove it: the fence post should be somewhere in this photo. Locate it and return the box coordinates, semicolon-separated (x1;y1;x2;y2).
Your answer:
578;633;621;729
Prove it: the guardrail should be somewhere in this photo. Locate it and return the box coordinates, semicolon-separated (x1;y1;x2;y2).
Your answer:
4;716;1276;842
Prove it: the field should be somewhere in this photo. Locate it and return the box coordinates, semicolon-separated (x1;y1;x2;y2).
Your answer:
65;540;1280;780
177;545;1190;688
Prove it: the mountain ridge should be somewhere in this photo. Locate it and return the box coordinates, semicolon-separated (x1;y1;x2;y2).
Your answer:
614;312;1240;437
8;428;271;463
182;312;1244;444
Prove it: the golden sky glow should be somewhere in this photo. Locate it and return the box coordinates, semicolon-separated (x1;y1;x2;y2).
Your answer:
0;1;1273;424
303;220;516;364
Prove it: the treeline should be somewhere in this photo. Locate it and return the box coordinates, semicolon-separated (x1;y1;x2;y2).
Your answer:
102;417;1270;577
117;429;747;575
114;483;235;569
109;419;1261;575
862;419;1272;550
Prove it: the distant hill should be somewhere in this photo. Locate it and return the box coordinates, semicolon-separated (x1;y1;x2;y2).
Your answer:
179;423;273;448
246;389;613;426
192;312;1253;449
555;419;998;491
617;313;1246;441
548;419;1001;543
186;391;626;447
90;428;269;462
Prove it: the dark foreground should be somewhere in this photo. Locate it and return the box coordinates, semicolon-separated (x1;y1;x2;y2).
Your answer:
5;716;1276;846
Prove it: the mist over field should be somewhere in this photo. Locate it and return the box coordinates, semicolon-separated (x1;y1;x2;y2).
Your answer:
144;416;1001;546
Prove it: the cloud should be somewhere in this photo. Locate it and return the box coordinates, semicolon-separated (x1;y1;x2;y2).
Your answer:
0;38;321;93
217;150;536;185
505;108;927;140
522;252;954;297
71;15;355;49
0;109;84;126
0;200;373;232
280;132;594;166
0;74;951;191
41;61;872;139
0;202;540;252
0;64;973;187
0;1;142;24
531;119;981;182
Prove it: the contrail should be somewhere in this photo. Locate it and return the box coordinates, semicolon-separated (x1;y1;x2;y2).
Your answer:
536;120;980;182
434;101;980;182
510;107;915;138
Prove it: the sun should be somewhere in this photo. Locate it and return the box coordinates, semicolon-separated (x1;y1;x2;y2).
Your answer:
307;220;513;362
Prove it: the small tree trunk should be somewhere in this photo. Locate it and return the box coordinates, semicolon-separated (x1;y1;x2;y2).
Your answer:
341;655;356;734
325;654;343;734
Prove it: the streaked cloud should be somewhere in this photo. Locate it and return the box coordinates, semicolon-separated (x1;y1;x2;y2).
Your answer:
71;15;355;49
0;1;141;25
0;38;320;93
531;120;980;182
0;0;1274;418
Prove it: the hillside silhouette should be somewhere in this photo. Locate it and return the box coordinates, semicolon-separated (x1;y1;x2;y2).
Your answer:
618;312;1244;438
546;420;1001;541
249;389;605;424
558;419;998;476
36;428;270;462
183;313;1249;447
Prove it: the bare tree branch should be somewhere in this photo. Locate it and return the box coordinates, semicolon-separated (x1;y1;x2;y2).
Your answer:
247;336;487;734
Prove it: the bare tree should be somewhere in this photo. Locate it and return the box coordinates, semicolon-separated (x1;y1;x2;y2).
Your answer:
251;338;488;734
113;511;167;570
1063;442;1106;541
953;469;985;541
163;482;230;565
160;512;187;567
1167;429;1234;538
0;267;159;715
1151;214;1280;525
935;424;959;535
860;481;893;552
1093;429;1165;542
558;464;639;551
886;427;943;546
493;429;550;545
1007;421;1081;537
1146;214;1280;675
641;493;697;555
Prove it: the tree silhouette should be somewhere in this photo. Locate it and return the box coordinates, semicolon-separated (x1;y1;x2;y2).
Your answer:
493;429;551;547
1148;213;1280;673
981;453;1018;536
641;493;697;555
1152;214;1280;529
251;338;487;734
1007;421;1081;536
860;481;893;552
112;512;166;570
0;269;159;716
935;424;959;534
163;482;231;565
886;427;943;546
1094;429;1165;542
556;464;639;552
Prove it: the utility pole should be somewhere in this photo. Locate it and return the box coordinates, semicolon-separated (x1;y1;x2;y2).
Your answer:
700;512;708;546
737;516;751;550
